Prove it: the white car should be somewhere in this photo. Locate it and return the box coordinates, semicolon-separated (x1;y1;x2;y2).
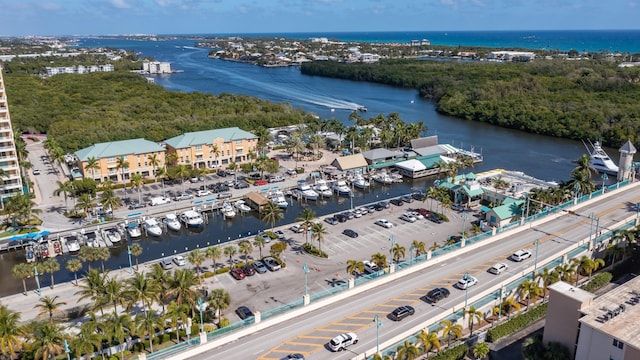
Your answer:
173;255;187;266
408;211;424;219
456;275;478;289
489;262;509;275
399;213;417;223
510;249;533;262
329;332;358;352
289;224;305;233
374;219;393;228
196;189;212;197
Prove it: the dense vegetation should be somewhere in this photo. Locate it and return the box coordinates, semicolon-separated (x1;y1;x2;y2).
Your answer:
3;68;313;152
301;59;640;148
486;303;547;343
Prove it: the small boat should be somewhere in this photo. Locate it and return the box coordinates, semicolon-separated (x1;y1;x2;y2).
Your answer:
234;200;251;213
268;190;289;208
66;236;81;252
221;202;236;218
584;140;619;175
372;172;394;185
351;175;370;189
180;210;204;228
25;245;35;263
313;179;333;198
333;180;352;196
53;241;62;255
357;106;367;112
143;218;163;237
297;183;319;201
163;213;182;231
126;222;142;239
102;227;122;244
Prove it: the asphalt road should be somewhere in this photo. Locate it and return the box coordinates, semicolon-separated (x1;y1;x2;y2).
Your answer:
183;182;640;360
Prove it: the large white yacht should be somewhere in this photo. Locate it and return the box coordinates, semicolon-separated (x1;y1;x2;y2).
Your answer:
142;217;163;237
180;210;204;228
333;180;352;196
585;140;619;175
126;222;142;239
350;174;370;190
313;179;333;198
297;183;319;201
163;213;182;231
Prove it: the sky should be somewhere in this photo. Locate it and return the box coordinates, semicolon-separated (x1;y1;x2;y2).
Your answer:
0;0;638;37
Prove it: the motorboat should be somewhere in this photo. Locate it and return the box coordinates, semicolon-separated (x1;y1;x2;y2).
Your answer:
221;201;237;218
268;190;288;208
102;227;122;244
180;210;204;228
351;175;370;190
86;230;105;247
357;106;367;112
372;172;394;185
66;235;81;252
584;140;619;175
163;213;182;231
143;218;163;237
126;222;142;239
25;245;35;263
333;180;352;196
313;179;333;198
234;200;251;213
297;183;319;201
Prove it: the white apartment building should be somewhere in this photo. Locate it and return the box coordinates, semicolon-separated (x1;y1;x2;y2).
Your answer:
142;61;172;74
0;67;24;202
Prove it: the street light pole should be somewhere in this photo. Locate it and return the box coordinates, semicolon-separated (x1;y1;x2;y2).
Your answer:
349;191;354;210
34;265;41;297
461;213;468;240
303;263;310;296
127;245;133;274
373;315;383;355
463;271;469;308
410;243;415;265
533;239;539;275
197;298;204;334
388;235;396;263
601;173;608;191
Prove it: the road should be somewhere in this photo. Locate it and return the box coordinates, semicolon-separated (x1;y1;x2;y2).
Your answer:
180;182;640;360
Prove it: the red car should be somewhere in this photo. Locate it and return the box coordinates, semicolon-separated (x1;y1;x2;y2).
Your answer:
415;208;430;217
230;267;246;280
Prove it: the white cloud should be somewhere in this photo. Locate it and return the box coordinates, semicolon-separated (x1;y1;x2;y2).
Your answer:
108;0;132;9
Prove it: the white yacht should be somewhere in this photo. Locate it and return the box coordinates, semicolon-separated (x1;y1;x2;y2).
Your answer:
102;227;122;244
333;180;352;196
221;201;237;218
372;172;394;185
163;213;182;231
313;179;333;198
65;235;81;252
297;183;319;201
126;222;142;239
269;190;288;208
234;200;251;213
585;140;619;175
143;218;163;237
351;175;370;190
180;210;204;228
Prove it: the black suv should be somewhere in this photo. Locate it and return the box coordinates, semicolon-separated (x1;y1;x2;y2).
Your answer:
390;305;415;321
425;287;450;303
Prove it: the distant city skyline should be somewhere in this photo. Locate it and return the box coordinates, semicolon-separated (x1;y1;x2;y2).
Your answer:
1;0;638;37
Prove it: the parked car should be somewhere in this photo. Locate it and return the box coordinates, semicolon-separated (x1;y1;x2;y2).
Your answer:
160;258;173;270
411;191;425;200
128;202;146;210
389;198;404;206
281;354;305;360
173;193;193;201
252;260;268;274
374;219;393;228
363;260;380;274
427;213;444;224
217;169;227;177
235;181;250;189
172;255;187;266
329;332;358;352
401;195;414;203
399;213;417;223
456;275;478;290
235;306;254;320
269;175;285;183
230;267;246;280
342;229;359;238
289;224;305;233
342;211;355;220
324;216;339;225
286;168;297;176
242;264;256;277
510;249;532;262
273;230;286;240
390;305;415;321
408;211;424;219
32;169;41;175
415;208;430;217
425;287;450;303
335;213;348;223
263;257;281;271
489;262;509;275
150;196;171;206
196;189;212;197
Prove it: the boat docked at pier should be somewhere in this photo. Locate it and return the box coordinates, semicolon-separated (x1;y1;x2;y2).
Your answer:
126;222;142;239
234;200;251;213
65;234;81;252
163;213;182;231
350;174;370;190
333;180;352;196
25;245;35;263
221;201;237;218
268;190;288;208
143;218;163;237
180;210;204;228
584;140;619;175
313;179;333;198
297;183;319;201
102;227;122;244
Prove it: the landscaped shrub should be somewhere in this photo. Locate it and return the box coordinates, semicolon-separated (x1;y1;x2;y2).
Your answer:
203;271;215;278
430;343;469;360
264;231;278;239
215;267;230;275
580;272;613;292
302;243;328;258
487;303;547;343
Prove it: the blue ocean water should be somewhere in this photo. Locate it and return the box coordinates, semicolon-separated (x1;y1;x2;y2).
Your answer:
182;30;640;53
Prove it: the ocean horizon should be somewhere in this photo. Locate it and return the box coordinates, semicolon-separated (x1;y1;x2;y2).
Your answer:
139;29;640;54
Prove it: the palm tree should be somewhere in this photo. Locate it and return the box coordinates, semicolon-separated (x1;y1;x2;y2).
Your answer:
94;247;111;273
12;263;34;295
412;240;426;257
174;164;191;192
556;262;577;282
518;279;543;310
224;245;237;266
187;249;206;279
165;301;188;342
75;193;95;218
166;268;200;317
0;304;24;359
53;180;75;214
501;296;521;319
208;288;231;321
370;253;388;268
130;173;145;204
572;153;597;177
540;267;560;299
576;255;606;283
99;187;121;214
71;326;102;360
40;258;60;289
346;259;364;277
206;246;222;275
296;207;316;244
473;342;490;359
86;156;100;180
75;268;108;315
148;153;160;181
135;309;163;353
103;311;133;360
464;305;484;336
34;295;67;323
253;236;267;259
396;340;420;360
238;241;254;265
116;156;130;191
27;321;68;360
147;263;171;312
438;319;462;347
390;243;406;263
261;201;284;231
416;329;441;357
123;272;159;316
78;246;97;270
311;221;328;253
129;243;143;270
103;277;124;316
